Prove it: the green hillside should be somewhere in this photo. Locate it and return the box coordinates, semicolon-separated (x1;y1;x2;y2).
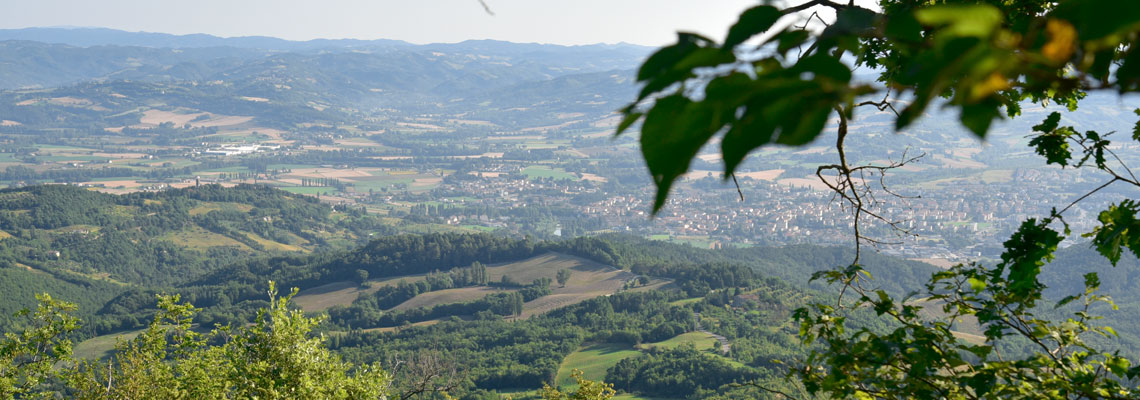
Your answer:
0;183;387;334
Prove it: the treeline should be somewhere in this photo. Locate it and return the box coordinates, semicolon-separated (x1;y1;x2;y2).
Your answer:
0;159;239;183
630;262;754;296
327;264;553;329
606;346;762;399
331;290;528;329
566;234;941;297
378;264;489;308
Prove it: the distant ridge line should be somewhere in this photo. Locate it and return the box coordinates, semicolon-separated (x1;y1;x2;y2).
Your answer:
0;27;652;52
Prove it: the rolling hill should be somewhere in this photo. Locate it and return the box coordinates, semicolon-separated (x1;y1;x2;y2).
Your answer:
0;183;384;330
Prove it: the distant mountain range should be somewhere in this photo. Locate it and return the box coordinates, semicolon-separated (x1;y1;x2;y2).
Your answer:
0;27;651;106
0;27;411;50
0;27;649;55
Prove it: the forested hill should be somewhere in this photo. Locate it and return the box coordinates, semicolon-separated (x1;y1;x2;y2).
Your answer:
80;231;937;336
183;231;940;298
567;234;943;297
1;197;1075;398
0;183;386;329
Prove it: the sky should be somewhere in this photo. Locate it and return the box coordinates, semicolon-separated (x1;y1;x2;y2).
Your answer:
0;0;762;46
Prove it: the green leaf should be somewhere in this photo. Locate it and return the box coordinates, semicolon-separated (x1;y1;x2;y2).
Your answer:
967;277;987;292
615;111;643;135
999;219;1062;305
884;11;923;43
795;53;853;83
959;99;1003;138
637;32;712;82
1028;131;1072;166
724;5;782;49
1119;46;1140;93
774;104;832;146
639;95;724;213
1090;200;1140;266
721;105;775;176
821;7;879;39
1107;356;1131;377
717;55;850;174
1083;272;1101;291
1052;0;1140;42
637;46;735;101
1132;109;1140;141
1033;112;1062;133
774;30;811;55
872;290;893;315
915;5;1003;38
1054;295;1078;309
635;33;729;102
896;101;926;131
703;72;756;106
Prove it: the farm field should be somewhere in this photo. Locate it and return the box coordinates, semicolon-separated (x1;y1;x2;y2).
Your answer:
553;332;735;397
293;252;639;317
73;328;146;360
158;226;252;251
391;286;507;311
554;343;642;387
293;273;437;312
639;332;719;352
492;253;637;318
910;297;986;345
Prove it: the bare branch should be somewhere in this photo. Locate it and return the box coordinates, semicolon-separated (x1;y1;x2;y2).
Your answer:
1047;177;1120;224
731;173;745;202
815;106;922;267
477;0;495;16
389;350;466;400
783;0;853;14
855;90;901;117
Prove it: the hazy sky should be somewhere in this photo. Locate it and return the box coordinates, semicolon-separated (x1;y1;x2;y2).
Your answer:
1;0;762;46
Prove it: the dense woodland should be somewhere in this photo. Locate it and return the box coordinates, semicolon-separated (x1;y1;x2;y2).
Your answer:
1;183;1139;398
0;184;388;332
0;184;938;398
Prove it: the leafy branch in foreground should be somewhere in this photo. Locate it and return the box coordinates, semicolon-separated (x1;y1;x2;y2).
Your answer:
1;283;392;399
624;0;1140;398
0;293;78;398
540;369;616;400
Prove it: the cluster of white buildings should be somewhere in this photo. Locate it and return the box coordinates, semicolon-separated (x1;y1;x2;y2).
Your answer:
203;144;278;156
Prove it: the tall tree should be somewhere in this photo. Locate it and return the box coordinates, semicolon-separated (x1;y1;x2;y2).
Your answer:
556;269;572;287
623;0;1140;398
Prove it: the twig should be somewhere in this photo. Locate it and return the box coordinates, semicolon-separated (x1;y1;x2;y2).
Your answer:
477;0;495;15
1047;177;1120;223
731;173;745;202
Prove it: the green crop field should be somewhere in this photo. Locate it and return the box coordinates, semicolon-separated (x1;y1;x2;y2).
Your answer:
555;343;642;388
640;332;718;352
73;328;146;360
